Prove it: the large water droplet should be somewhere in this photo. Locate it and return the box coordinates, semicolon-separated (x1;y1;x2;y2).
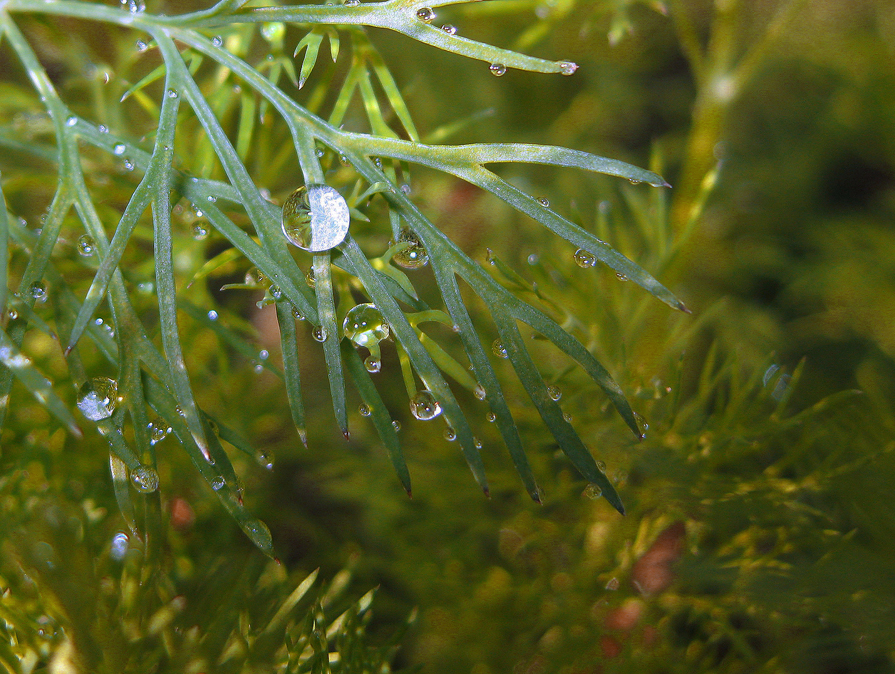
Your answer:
76;377;119;421
473;384;486;401
343;303;389;347
65;115;77;127
244;267;269;287
110;532;129;560
131;465;159;493
359;403;372;417
311;325;328;342
364;356;381;373
443;427;456;441
409;390;442;421
211;476;225;491
392;229;429;269
489;63;506;76
573;249;597;268
282;184;350;252
547;384;562;401
77;234;96;257
113;143;126;156
492;340;508;359
416;6;435;22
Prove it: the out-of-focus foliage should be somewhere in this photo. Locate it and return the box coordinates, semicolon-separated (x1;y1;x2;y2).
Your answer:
2;0;895;672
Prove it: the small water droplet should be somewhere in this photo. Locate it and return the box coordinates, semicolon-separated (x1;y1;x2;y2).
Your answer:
212;35;223;47
596;460;606;472
211;476;226;491
244;267;268;287
573;249;597;268
416;7;435;22
344;0;359;5
291;305;306;321
207;310;218;321
256;450;275;469
305;267;316;288
364;356;381;373
558;61;578;75
409;390;442;421
486;411;496;423
110;532;129;560
135;39;148;52
7;309;17;320
400;183;412;195
77;234;96;256
537;197;550;207
443;427;456;441
339;154;350;165
147;417;171;445
175;405;185;416
563;411;572;422
527;254;539;265
76;376;119;421
489;63;506;76
98;124;109;133
312;325;328;342
473;437;483;449
359;403;372;417
113;143;126;155
392;229;429;269
392;420;401;432
628;178;641;185
137;281;154;294
547;384;562;401
473;384;486;401
191;223;208;240
167;89;178;99
123;158;135;171
131;465;159;493
258;349;269;360
441;24;457;35
29;281;48;303
374;157;383;169
583;483;602;499
616;273;628;282
492;340;508;359
65;115;77;127
343;303;390;348
282;184;351;252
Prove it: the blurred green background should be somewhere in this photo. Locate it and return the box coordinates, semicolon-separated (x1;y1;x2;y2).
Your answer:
2;0;895;672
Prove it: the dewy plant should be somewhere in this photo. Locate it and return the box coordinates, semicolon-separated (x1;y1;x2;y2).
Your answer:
0;0;688;552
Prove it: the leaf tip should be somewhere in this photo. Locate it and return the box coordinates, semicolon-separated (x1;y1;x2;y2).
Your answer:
342;428;351;441
298;428;308;447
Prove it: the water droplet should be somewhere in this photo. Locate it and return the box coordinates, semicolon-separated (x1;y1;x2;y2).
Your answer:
344;0;359;5
537;197;550;207
633;413;648;437
137;281;154;294
65;116;77;127
98;124;109;133
113;143;126;155
312;325;328;342
29;281;47;303
364;356;381;373
409;390;442;421
527;253;539;265
374;157;383;169
135;39;148;52
400;183;412;195
443;427;456;441
441;24;457;35
489;63;506;76
191;223;208;240
167;89;178;99
147;417;171;445
110;532;129;560
416;7;435;22
131;465;159;493
473;384;486;401
486;411;496;423
258;349;269;360
343;303;389;347
76;377;119;421
175;405;185;416
256;450;275;469
583;483;602;499
596;460;606;472
339;154;350;165
573;249;597;268
628;178;641;185
244;267;268;287
282;184;350;252
616;273;628;282
123;158;135;171
207;310;218;321
291;306;306;321
558;61;578;75
212;36;223;47
211;476;226;491
392;420;401;432
492;340;508;359
358;403;372;418
473;437;483;449
392;229;429;269
547;384;562;401
7;309;17;320
77;234;96;256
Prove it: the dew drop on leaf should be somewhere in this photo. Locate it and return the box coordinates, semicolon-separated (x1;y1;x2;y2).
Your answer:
65;116;77;127
305;268;316;288
441;24;457;35
486;411;496;422
547;384;562;401
473;384;486;400
537;197;550;207
359;403;372;417
147;417;171;445
364;356;381;373
77;234;96;256
558;61;578;75
207;310;218;321
244;267;269;287
489;63;506;76
131;465;159;493
584;484;602;500
410;390;442;421
212;36;223;47
444;427;456;441
573;249;597;268
563;411;572;422
312;325;328;342
392;420;401;432
192;223;208;240
282;184;350;252
616;273;629;281
113;143;126;155
211;476;226;491
256;450;275;469
77;376;119;421
343;303;390;348
416;7;435;22
292;305;306;321
473;437;483;449
393;229;429;269
29;281;47;302
492;340;508;359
